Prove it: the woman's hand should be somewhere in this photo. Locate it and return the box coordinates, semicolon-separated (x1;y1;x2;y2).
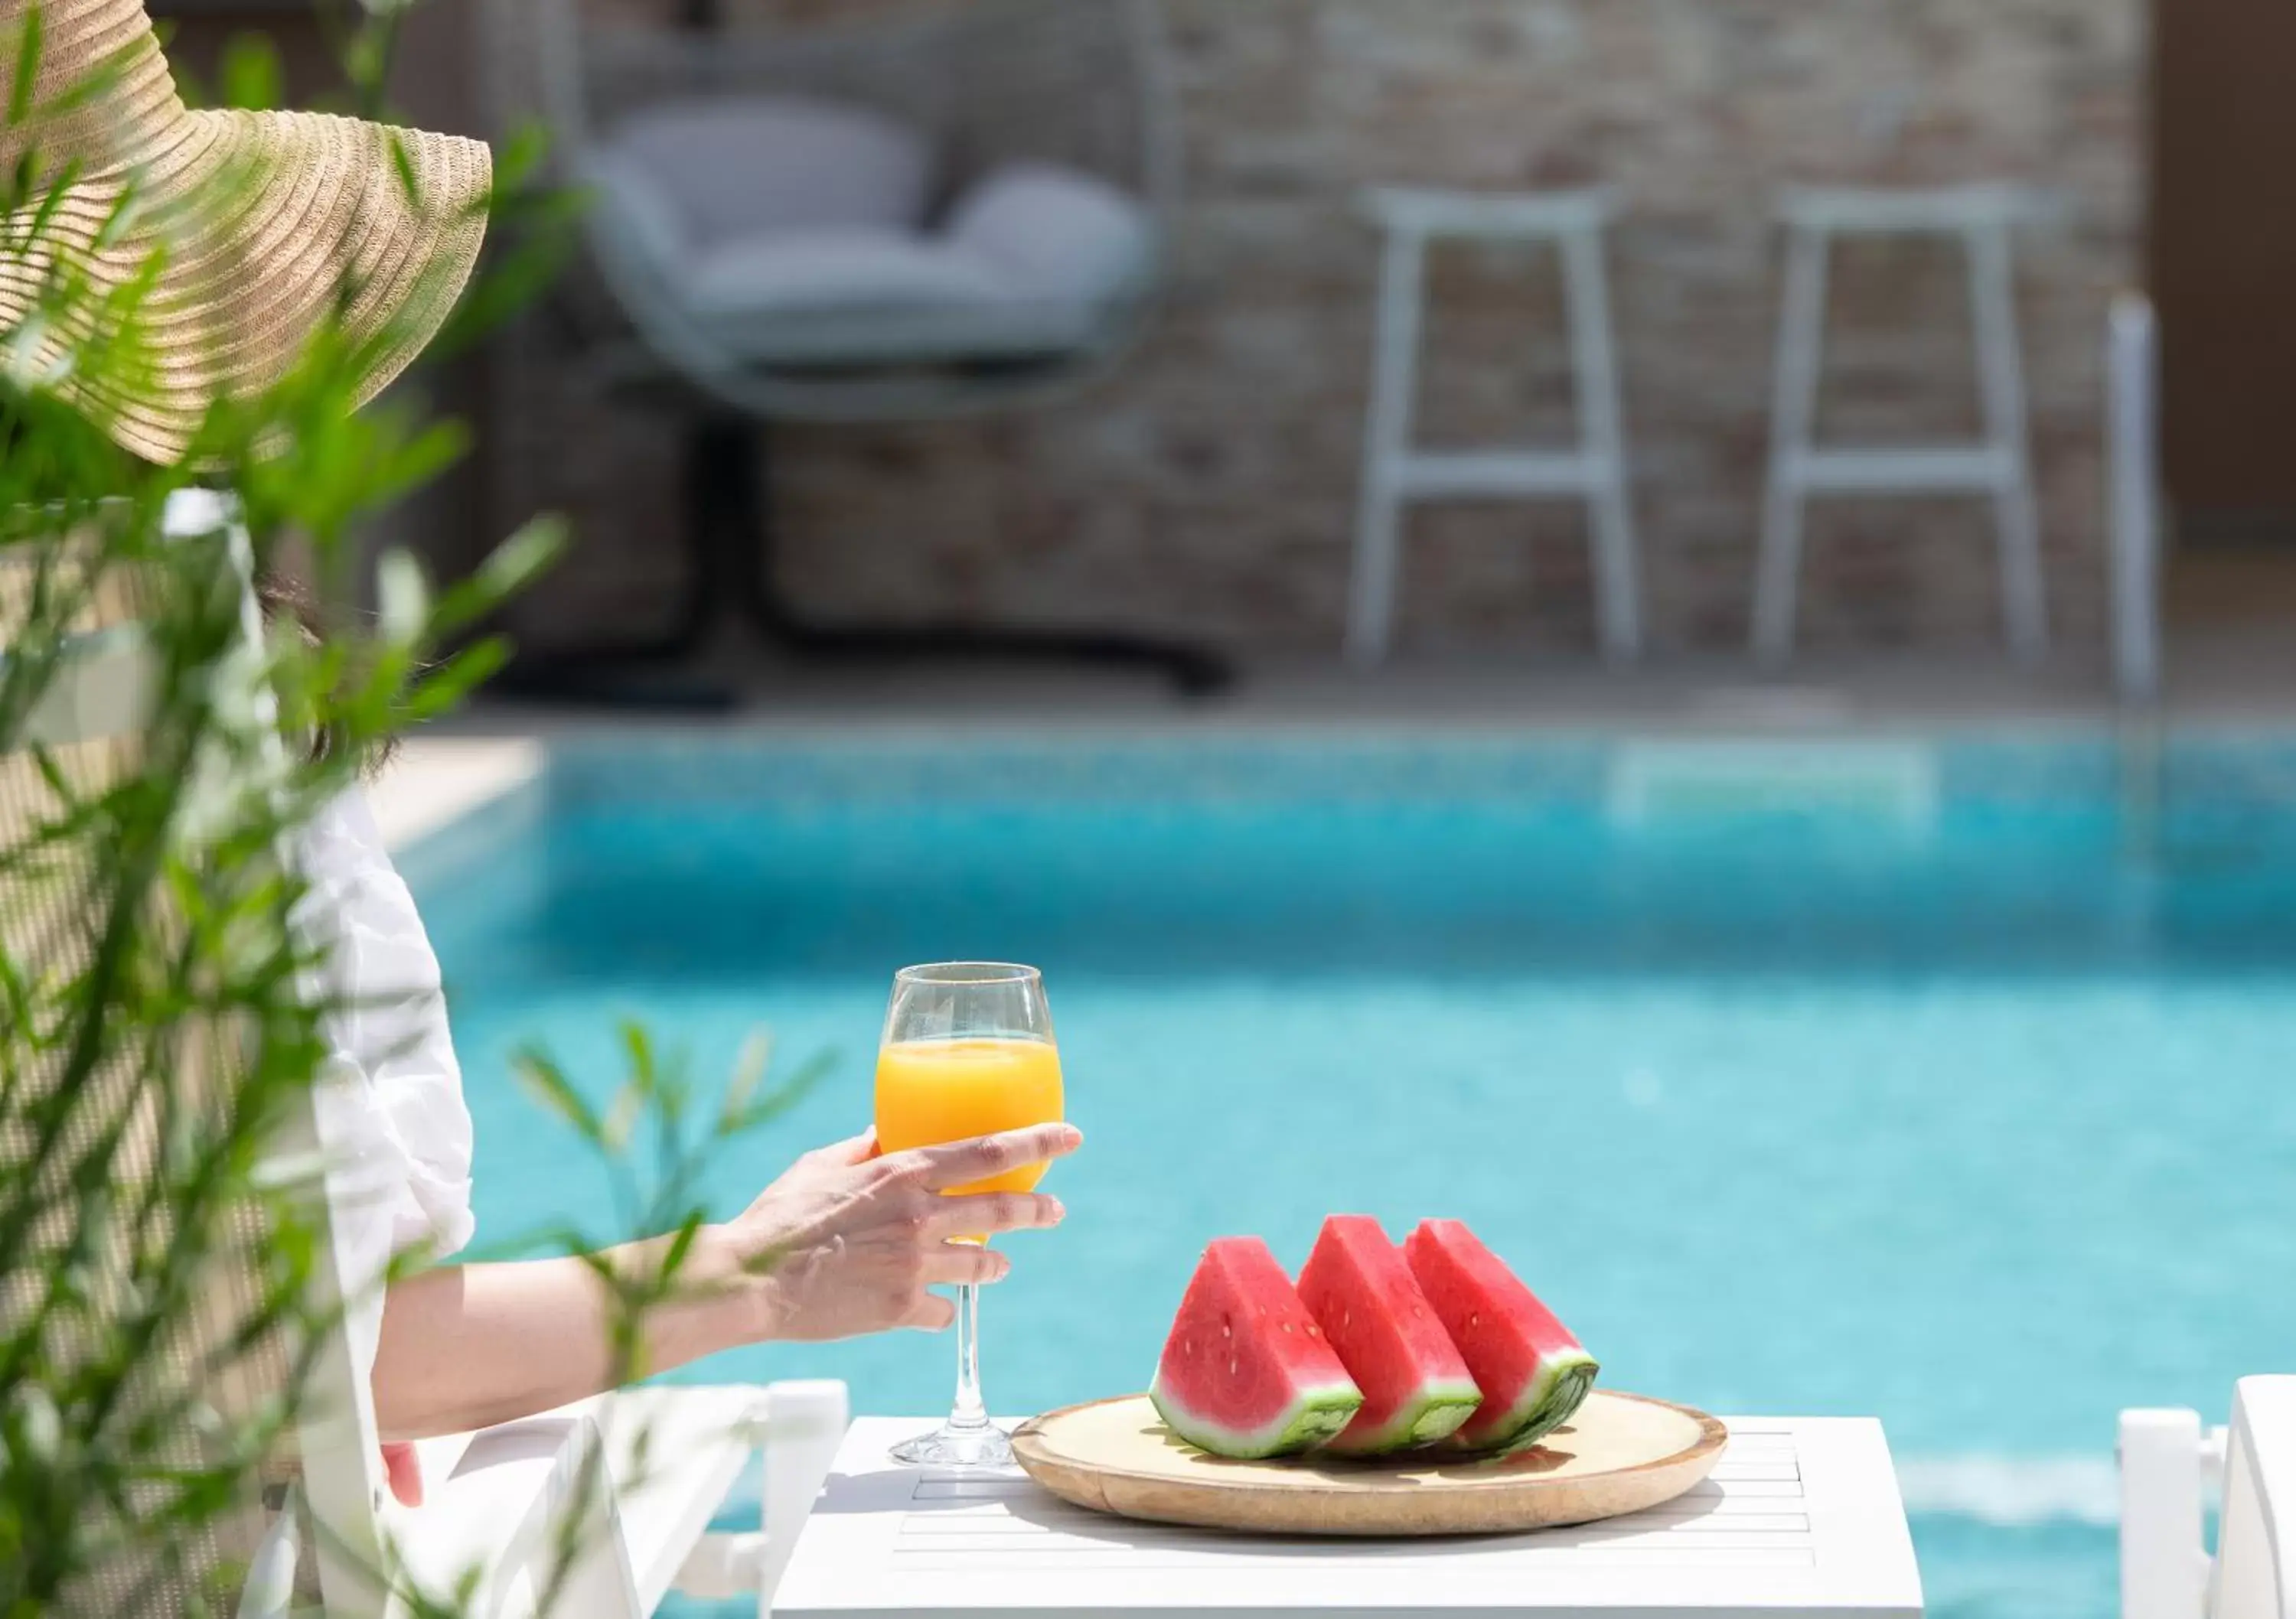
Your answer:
718;1122;1081;1342
370;1124;1079;1441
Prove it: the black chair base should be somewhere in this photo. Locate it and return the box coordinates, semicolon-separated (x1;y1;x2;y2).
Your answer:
493;419;1230;712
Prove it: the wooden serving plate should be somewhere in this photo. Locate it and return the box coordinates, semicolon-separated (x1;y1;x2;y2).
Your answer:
1011;1389;1726;1537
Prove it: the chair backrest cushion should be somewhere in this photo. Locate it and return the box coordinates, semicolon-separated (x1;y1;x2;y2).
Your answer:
944;161;1156;308
600;93;934;255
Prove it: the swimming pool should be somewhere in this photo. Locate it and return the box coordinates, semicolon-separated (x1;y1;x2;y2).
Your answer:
406;731;2296;1619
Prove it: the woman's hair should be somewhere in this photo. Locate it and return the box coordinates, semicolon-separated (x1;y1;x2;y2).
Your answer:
256;571;396;775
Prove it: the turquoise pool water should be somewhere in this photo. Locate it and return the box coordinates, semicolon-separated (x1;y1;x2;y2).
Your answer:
406;733;2296;1619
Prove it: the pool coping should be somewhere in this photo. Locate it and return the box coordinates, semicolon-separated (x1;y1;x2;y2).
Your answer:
371;737;546;854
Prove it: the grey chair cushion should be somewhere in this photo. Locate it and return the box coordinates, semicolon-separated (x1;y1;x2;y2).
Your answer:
945;162;1158;307
585;109;1157;369
599;94;933;254
687;230;1009;318
683;230;1117;368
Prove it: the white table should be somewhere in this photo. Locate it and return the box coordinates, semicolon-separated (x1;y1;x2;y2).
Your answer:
774;1417;1923;1619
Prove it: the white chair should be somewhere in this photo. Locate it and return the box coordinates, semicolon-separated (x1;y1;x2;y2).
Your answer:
1349;186;1642;667
2120;1376;2296;1619
1752;183;2048;664
523;0;1177;422
477;0;1223;704
0;492;848;1617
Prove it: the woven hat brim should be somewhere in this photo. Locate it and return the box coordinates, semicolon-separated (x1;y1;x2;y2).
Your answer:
0;108;490;461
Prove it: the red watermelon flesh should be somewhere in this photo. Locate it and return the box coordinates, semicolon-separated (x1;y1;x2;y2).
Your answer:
1404;1218;1599;1454
1295;1215;1483;1454
1150;1237;1364;1459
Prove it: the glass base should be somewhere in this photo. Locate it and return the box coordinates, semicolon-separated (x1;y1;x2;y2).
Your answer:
890;1421;1013;1468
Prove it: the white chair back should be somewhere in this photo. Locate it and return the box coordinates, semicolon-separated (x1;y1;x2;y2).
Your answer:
2211;1377;2296;1619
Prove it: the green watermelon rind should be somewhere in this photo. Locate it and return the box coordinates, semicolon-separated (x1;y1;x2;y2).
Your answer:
1456;1351;1600;1456
1149;1373;1365;1461
1319;1376;1486;1457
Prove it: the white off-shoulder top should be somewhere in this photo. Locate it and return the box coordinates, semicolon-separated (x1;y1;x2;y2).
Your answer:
291;786;475;1399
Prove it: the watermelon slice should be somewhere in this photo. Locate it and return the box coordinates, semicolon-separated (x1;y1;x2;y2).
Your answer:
1404;1217;1599;1454
1295;1215;1483;1455
1149;1237;1365;1459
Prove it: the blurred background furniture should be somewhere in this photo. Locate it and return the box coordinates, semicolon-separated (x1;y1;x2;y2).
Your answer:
1753;184;2047;666
498;0;1224;706
1349;187;1642;668
2109;291;2164;705
2119;1376;2293;1619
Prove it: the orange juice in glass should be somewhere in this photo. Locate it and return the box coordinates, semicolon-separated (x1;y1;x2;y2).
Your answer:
875;1038;1065;1197
876;963;1063;1468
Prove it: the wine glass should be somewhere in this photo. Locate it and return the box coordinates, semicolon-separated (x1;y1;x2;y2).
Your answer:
876;963;1064;1467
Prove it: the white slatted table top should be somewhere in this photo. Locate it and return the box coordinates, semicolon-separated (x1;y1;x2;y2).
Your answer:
774;1416;1923;1619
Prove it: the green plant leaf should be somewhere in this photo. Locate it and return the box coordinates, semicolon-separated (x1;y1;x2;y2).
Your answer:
510;1047;604;1147
719;1047;833;1140
658;1214;703;1284
0;23;600;1605
619;1020;659;1102
716;1029;773;1135
475;514;566;603
601;1080;641;1156
7;5;44;128
217;34;281;111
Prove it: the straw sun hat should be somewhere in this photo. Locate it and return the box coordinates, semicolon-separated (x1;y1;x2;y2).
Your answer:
0;0;491;461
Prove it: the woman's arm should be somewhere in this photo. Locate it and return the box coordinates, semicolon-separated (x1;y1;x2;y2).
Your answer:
370;1240;747;1439
370;1122;1078;1440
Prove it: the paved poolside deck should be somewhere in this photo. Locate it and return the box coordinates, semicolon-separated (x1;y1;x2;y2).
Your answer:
370;736;545;853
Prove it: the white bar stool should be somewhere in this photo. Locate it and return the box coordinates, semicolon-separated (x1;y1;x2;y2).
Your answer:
1349;186;1642;666
1752;182;2047;664
2107;291;2163;704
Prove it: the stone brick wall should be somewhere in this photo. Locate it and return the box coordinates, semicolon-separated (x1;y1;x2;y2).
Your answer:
491;0;2144;662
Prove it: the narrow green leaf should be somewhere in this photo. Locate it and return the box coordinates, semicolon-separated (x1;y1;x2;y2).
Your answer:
716;1029;772;1136
657;1214;703;1285
509;1047;604;1146
475;514;566;603
720;1048;833;1139
601;1080;640;1156
217;33;281;111
403;638;509;720
386;126;419;204
619;1020;657;1100
493;120;552;191
8;5;44;129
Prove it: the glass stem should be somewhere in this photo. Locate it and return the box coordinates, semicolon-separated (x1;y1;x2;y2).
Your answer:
948;1282;988;1432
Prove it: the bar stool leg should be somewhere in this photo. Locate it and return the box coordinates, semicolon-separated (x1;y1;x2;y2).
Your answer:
1753;225;1831;663
1561;222;1642;663
2108;294;2162;702
1966;220;2048;662
1349;226;1428;667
